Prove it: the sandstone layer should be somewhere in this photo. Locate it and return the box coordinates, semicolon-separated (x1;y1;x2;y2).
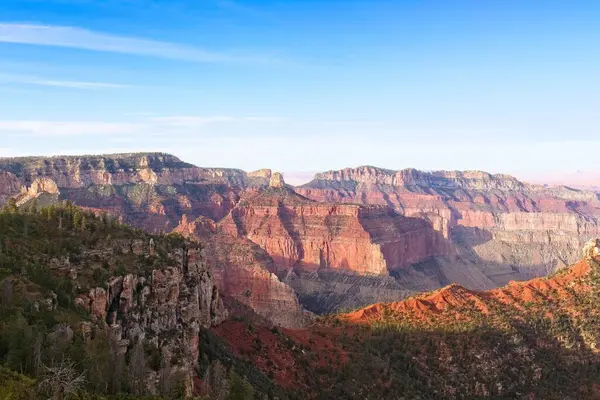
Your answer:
0;153;271;231
220;185;445;276
174;214;306;328
296;166;600;286
5;155;600;316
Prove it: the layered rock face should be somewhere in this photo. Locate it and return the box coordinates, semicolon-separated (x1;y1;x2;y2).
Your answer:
174;214;305;328
0;153;271;231
209;176;448;313
220;184;444;276
6;154;600;317
75;242;226;396
296;166;600;286
0;171;22;204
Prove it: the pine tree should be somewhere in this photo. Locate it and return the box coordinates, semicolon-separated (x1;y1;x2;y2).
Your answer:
128;339;148;396
5;198;18;213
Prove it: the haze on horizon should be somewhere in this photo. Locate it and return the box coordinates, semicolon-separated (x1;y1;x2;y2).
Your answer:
1;1;600;184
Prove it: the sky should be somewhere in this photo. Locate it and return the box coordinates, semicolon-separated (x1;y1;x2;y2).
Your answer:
1;0;600;184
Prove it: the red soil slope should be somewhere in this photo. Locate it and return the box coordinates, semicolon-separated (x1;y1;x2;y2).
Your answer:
344;259;592;324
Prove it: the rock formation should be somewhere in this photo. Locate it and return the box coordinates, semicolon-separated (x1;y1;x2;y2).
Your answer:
0;153;271;231
583;238;600;259
0;171;22;204
75;244;226;396
211;185;447;313
220;186;445;276
5;155;600;316
174;214;306;328
269;172;286;188
296;165;600;285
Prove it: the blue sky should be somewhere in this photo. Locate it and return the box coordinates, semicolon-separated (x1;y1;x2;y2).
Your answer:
0;0;599;183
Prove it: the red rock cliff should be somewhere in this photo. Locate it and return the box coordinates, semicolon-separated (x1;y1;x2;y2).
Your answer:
220;176;445;276
296;166;600;275
0;153;271;231
174;214;305;328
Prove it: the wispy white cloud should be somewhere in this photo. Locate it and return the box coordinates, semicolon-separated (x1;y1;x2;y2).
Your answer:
324;120;385;126
0;121;143;136
25;80;131;89
0;23;281;65
0;72;130;90
0;115;284;137
150;116;236;127
150;115;284;128
243;116;285;122
124;112;155;117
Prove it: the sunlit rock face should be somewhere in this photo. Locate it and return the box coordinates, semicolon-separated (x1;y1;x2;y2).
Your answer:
174;214;305;328
296;165;600;284
0;153;271;231
7;155;600;316
219;185;446;276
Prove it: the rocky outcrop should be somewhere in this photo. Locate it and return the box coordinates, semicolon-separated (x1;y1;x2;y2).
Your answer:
75;246;226;396
247;169;272;179
0;171;22;204
27;177;60;196
8;154;600;317
269;172;286;189
0;153;271;231
296;165;600;283
220;187;445;276
583;238;600;259
174;216;305;328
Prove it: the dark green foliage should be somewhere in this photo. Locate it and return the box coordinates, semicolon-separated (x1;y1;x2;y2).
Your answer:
0;365;36;399
198;328;296;399
143;343;162;372
228;370;254;400
0;202;221;399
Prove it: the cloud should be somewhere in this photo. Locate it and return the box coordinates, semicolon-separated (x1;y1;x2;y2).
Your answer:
0;72;129;90
0;115;284;136
0;23;280;65
0;121;143;136
324;120;385;126
150;116;236;127
150;115;284;128
25;80;131;89
243;116;285;122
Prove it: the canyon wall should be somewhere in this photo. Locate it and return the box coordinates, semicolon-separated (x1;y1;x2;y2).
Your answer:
4;154;600;315
0;154;308;326
219;183;445;277
174;214;306;328
0;153;271;231
296;166;600;287
211;178;448;313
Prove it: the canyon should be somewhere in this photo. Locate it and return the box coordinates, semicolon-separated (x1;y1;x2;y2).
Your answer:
297;166;600;279
2;154;600;320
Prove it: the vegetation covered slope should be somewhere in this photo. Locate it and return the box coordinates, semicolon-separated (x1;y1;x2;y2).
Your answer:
316;257;600;399
0;201;285;399
5;196;600;399
212;255;600;399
